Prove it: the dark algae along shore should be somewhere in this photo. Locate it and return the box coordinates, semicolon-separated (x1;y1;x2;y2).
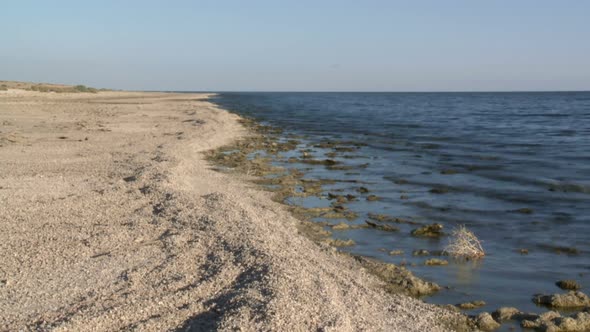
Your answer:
211;92;590;330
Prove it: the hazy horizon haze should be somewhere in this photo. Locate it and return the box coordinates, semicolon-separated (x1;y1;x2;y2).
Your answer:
2;0;589;92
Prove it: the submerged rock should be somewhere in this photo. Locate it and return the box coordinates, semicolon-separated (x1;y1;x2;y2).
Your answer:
367;213;393;222
367;213;415;224
345;194;357;201
512;207;534;214
456;300;486;310
298;158;340;166
475;312;500;331
538;244;580;255
556;280;582;291
331;222;351;230
429;187;450;194
533;291;590;308
411;223;444;237
321;209;358;220
364;221;399;232
354;256;440;297
412;249;430;256
327;192;357;204
366;195;380;201
357;186;370;193
424;258;448;266
332;205;347;212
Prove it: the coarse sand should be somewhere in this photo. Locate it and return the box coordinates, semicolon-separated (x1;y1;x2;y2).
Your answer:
0;90;467;331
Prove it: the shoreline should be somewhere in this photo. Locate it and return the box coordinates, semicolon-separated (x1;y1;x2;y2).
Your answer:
0;89;466;331
200;93;590;331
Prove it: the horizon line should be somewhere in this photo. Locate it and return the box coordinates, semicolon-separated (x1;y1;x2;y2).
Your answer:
160;89;590;94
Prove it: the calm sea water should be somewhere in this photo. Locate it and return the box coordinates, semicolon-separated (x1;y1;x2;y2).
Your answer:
212;92;590;315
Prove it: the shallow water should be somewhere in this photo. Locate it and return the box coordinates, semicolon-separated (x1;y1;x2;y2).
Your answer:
212;92;590;315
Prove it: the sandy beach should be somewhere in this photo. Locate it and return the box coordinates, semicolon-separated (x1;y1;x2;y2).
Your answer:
0;89;467;331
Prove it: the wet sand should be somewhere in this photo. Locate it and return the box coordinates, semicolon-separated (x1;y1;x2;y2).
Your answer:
0;89;464;331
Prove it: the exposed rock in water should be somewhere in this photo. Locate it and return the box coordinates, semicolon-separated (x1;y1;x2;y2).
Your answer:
492;307;520;321
389;250;404;256
424;258;448;266
411;223;444;237
412;249;430;256
367;213;417;224
475;312;500;331
556;279;582;291
456;300;486;310
331;222;351;230
332;205;347;212
327;192;357;203
364;220;399;232
345;194;357;201
520;309;590;332
519;248;529;255
366;194;380;201
357;186;370;193
533;291;590;308
353;256;441;297
367;213;394;222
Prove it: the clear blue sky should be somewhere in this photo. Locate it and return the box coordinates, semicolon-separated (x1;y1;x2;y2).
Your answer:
1;0;589;91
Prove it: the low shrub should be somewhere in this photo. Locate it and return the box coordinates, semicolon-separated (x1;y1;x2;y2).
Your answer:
444;225;485;259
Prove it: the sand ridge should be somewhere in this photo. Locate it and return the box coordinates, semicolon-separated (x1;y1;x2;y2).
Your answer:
0;90;463;331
